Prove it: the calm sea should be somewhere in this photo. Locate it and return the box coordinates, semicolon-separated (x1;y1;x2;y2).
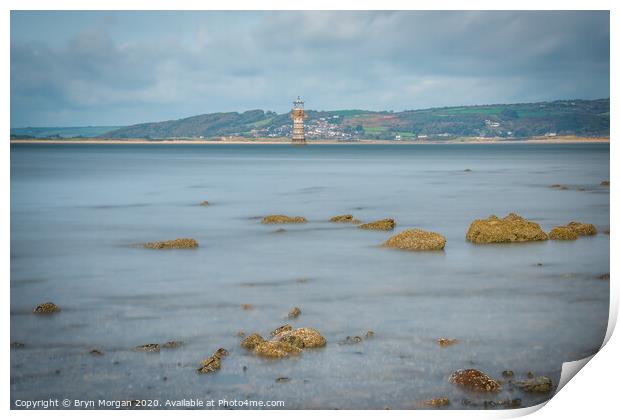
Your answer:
10;143;610;409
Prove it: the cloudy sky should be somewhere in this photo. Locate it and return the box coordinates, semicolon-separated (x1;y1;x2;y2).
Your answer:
10;11;609;127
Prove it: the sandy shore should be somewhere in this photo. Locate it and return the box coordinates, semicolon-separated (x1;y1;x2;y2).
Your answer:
10;136;609;145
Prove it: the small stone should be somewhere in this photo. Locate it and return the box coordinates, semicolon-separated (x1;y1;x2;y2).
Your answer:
200;200;209;206
424;397;450;407
329;214;354;223
517;376;553;393
240;304;253;310
273;228;287;233
240;333;265;350
162;341;184;349
197;356;221;373
502;370;514;378
358;218;395;231
464;169;472;172
383;229;446;251
437;338;458;347
11;342;25;349
449;369;501;392
601;180;610;186
237;331;246;337
261;215;307;224
288;307;301;319
33;302;60;314
270;324;293;337
90;349;104;356
365;331;375;338
134;343;160;352
338;336;363;345
550;184;562;188
276;377;290;383
143;238;198;249
597;273;610;280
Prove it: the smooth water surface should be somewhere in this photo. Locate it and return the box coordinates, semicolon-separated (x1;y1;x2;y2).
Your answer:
10;143;610;409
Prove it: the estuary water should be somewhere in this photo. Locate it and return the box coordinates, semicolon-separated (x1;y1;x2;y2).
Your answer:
10;143;610;409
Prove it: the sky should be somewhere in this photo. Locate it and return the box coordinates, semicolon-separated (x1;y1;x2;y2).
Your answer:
10;11;610;127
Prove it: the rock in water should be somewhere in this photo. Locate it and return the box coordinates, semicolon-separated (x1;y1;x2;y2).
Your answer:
197;348;229;374
383;229;446;250
134;343;160;352
358;218;396;231
424;397;450;407
163;340;184;349
600;180;610;187
253;341;302;358
449;369;501;392
549;226;578;240
200;200;209;206
329;214;354;223
466;213;548;243
517;376;553;393
272;327;327;348
241;334;265;350
143;238;198;249
270;324;293;337
437;338;458;347
33;302;61;314
261;215;307;224
288;307;301;319
566;221;597;236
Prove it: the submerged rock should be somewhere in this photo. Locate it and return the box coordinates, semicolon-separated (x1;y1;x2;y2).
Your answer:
437;338;458;347
358;218;395;231
424;397;450;407
566;221;597;236
272;327;327;348
33;302;61;314
134;343;160;352
240;333;265;350
597;273;610;280
383;229;446;251
466;213;548;243
273;228;287;234
329;214;354;223
200;200;209;206
11;341;25;349
601;180;610;187
502;370;514;378
143;238;198;249
517;376;553;393
240;304;253;310
254;341;302;358
288;307;301;319
90;349;104;356
365;331;375;338
449;369;501;392
338;336;363;345
549;226;578;240
261;215;307;224
163;340;184;349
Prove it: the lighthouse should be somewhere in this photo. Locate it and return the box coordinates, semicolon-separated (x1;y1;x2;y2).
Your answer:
291;96;306;144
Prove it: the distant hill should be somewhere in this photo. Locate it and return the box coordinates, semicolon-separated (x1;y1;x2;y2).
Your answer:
10;126;123;139
13;99;610;141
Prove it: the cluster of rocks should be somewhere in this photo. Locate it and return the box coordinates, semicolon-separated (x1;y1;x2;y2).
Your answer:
240;324;326;358
448;368;553;395
197;348;229;374
143;238;198;249
261;215;307;224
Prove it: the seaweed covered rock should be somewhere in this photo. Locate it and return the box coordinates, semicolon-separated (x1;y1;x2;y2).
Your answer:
358;218;396;231
143;238;198;249
241;333;265;350
253;341;302;358
261;215;307;224
466;213;548;243
33;302;61;314
549;226;578;240
449;369;501;392
383;229;446;251
329;214;354;223
566;221;597;236
134;343;160;352
272;327;327;348
424;397;450;407
197;348;229;374
517;376;552;393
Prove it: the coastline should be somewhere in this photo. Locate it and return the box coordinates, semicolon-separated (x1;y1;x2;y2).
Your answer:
9;136;609;145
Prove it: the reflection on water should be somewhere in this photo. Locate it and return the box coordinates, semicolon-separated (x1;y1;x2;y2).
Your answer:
11;143;609;409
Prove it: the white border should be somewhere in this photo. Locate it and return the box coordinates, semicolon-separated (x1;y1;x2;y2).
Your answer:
2;1;616;419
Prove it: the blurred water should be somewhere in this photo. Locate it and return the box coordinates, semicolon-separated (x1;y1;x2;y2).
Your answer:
10;143;609;409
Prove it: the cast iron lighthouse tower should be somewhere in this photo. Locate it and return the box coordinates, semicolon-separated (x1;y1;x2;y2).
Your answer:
291;96;306;144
